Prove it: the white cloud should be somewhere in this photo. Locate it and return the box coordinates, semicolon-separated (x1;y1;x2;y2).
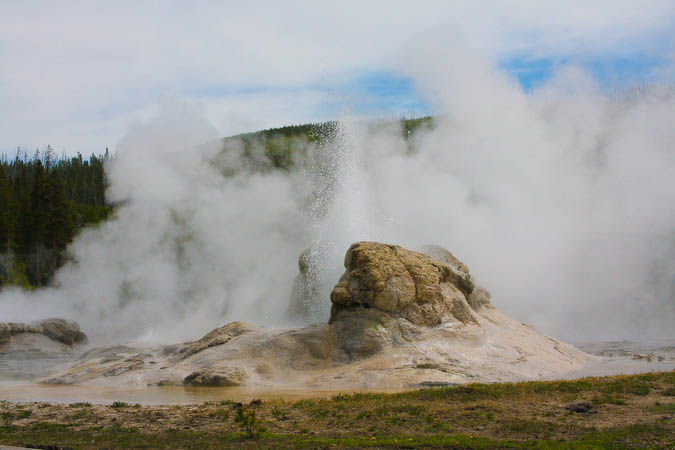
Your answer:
0;0;673;152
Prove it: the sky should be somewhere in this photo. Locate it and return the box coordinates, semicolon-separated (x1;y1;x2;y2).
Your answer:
0;0;674;155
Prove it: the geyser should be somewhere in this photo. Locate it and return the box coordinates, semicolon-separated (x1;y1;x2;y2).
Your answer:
0;45;673;346
32;242;591;388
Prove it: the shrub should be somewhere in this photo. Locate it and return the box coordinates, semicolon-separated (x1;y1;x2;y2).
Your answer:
233;406;264;438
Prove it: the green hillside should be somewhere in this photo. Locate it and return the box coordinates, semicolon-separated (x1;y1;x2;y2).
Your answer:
0;117;432;290
217;116;432;172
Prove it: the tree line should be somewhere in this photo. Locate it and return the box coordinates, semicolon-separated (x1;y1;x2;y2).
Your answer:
218;117;432;173
0;117;431;290
0;147;112;289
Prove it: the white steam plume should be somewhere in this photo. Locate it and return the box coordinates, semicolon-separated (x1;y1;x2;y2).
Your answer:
0;101;306;344
0;43;673;344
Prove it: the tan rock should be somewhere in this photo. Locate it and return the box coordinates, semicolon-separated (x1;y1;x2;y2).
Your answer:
183;366;248;386
164;321;259;361
31;242;592;389
329;242;475;326
0;318;87;349
30;319;88;346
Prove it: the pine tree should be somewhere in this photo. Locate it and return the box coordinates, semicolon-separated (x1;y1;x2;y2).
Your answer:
44;170;74;251
22;160;50;285
0;164;11;253
0;164;13;285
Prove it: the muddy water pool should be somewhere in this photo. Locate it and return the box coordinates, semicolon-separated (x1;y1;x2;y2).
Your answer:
0;382;406;405
1;340;672;405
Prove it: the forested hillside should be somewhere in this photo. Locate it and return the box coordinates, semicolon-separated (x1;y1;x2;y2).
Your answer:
218;116;432;172
0;117;432;290
0;148;111;289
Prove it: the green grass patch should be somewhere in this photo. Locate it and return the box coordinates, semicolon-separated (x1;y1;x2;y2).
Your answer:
207;408;230;419
653;401;675;413
71;401;92;407
592;394;626;405
31;422;71;432
661;387;675;396
15;410;32;419
110;401;130;408
0;428;671;449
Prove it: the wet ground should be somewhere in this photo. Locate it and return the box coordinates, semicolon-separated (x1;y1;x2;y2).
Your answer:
567;339;675;377
0;381;407;405
0;339;673;405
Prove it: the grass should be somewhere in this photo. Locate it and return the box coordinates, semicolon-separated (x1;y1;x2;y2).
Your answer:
110;401;130;408
661;387;675;396
0;371;672;449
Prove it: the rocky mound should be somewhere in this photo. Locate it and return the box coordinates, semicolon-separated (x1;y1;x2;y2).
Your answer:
0;318;88;354
34;242;592;388
330;242;476;326
0;318;88;379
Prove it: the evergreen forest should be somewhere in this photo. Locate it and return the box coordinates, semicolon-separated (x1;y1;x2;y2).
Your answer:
0;117;431;291
0;148;111;289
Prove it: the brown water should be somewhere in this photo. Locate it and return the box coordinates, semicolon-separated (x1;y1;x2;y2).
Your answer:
1;339;672;405
0;381;405;405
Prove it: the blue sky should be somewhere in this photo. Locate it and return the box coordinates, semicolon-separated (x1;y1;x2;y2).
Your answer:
245;53;673;127
317;72;431;121
191;51;673;131
500;55;670;92
0;1;673;154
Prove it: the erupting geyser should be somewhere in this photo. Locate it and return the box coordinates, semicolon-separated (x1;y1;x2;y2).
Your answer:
27;242;591;389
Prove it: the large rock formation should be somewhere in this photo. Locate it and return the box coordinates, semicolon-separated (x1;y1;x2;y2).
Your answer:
324;242;493;359
0;318;87;353
330;242;476;326
32;243;592;388
0;318;89;379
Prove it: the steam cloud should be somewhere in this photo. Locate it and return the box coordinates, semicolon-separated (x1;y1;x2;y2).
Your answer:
0;45;673;345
